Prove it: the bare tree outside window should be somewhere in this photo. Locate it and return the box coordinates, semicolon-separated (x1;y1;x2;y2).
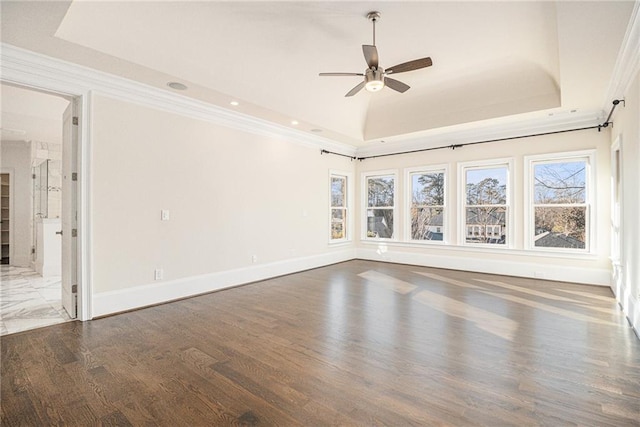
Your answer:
533;160;587;249
367;176;394;238
464;167;507;244
330;175;347;240
410;171;445;240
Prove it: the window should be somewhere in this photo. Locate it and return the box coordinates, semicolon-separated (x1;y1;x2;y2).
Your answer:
364;172;396;239
460;160;511;246
526;152;593;251
407;167;446;242
329;172;350;242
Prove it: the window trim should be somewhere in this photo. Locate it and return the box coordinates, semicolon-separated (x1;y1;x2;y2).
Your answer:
361;169;398;241
524;150;595;254
404;164;449;244
457;158;514;248
329;169;353;244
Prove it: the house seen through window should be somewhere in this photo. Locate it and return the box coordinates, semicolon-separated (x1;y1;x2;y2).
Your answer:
463;165;508;245
409;170;445;241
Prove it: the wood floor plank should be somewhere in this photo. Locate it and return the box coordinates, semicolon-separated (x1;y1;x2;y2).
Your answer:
2;260;639;425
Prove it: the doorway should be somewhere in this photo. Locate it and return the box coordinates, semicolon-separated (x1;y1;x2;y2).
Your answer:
0;83;77;335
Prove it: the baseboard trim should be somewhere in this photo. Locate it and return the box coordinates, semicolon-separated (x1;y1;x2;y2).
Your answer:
612;283;639;338
92;249;356;318
356;248;611;286
92;247;616;318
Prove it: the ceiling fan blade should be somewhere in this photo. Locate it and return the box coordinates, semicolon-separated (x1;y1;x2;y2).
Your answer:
386;57;433;75
345;81;365;97
319;72;364;76
362;45;379;69
384;77;410;93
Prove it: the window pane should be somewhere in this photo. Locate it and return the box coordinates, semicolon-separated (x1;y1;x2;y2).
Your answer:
466;167;507;205
412;172;444;206
465;207;506;244
366;209;393;238
367;176;394;207
411;207;443;241
534;161;586;204
534;206;586;248
331;176;346;207
331;209;345;240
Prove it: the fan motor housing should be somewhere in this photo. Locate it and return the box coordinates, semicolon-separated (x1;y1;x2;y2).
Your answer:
364;68;385;92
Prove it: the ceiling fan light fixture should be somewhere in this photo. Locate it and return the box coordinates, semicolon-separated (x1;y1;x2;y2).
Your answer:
364;68;385;92
365;80;384;92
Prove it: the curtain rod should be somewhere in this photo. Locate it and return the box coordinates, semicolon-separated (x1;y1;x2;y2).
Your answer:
320;99;624;161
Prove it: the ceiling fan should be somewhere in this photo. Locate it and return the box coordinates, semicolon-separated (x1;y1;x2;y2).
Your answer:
319;11;433;97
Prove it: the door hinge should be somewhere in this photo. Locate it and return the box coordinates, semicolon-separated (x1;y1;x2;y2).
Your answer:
72;172;78;181
72;229;77;237
32;173;36;179
71;284;77;293
31;247;35;254
72;116;79;126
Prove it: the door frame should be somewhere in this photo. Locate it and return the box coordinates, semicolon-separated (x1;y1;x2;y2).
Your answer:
0;80;92;321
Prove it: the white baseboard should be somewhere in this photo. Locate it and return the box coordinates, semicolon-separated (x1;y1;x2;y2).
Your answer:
10;255;32;268
356;247;611;286
92;249;356;318
628;295;639;338
611;282;640;338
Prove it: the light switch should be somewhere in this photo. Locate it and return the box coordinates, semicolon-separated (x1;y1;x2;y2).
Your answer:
161;210;170;221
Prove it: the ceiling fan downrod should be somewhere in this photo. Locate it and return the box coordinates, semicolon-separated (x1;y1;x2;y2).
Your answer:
367;11;380;47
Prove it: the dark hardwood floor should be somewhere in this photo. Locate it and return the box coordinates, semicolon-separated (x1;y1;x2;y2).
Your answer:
2;260;639;426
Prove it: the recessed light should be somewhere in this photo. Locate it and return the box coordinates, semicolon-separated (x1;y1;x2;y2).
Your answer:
230;101;239;106
310;129;323;133
167;82;188;91
291;120;299;126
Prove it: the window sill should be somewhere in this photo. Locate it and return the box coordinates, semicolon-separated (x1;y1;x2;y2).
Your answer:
358;240;599;260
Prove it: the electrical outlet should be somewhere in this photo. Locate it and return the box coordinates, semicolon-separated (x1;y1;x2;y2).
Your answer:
161;210;170;221
154;268;164;280
251;255;257;264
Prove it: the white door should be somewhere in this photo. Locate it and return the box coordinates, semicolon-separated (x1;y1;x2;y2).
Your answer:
61;100;78;318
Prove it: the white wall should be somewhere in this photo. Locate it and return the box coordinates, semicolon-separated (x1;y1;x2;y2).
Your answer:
610;69;640;334
0;141;32;267
355;128;612;286
90;95;356;316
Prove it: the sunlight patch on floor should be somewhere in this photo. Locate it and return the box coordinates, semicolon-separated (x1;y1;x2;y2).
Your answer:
554;288;615;302
413;289;518;341
358;271;417;295
412;272;485;290
474;279;580;302
479;291;618;326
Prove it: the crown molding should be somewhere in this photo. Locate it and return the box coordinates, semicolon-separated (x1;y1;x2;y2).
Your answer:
0;43;357;157
604;0;640;105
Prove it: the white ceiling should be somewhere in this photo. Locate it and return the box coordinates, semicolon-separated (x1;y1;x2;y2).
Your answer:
0;1;635;148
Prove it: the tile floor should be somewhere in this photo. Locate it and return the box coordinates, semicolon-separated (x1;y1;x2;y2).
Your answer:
0;265;72;336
